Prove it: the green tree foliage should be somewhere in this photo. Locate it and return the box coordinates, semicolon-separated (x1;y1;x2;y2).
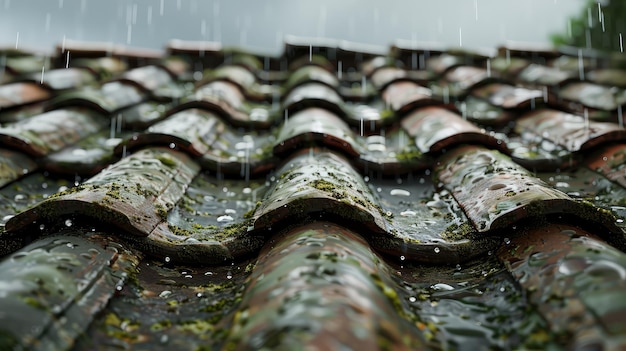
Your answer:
551;0;625;52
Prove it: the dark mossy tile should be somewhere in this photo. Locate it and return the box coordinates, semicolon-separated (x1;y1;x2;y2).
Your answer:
118;101;172;130
69;56;128;80
435;145;620;235
454;95;515;127
177;80;273;129
498;223;626;349
201;65;272;102
282;82;346;118
356;125;433;175
471;82;544;110
0;108;105;157
253;148;386;234
119;108;276;177
42;129;131;176
367;172;500;264
116;65;183;102
283;64;339;93
516;63;573;86
0;82;51;111
401;106;507;154
0;234;140;350
0;172;74;230
274;107;361;158
587;69;626;88
225;222;427;350
141;173;266;264
0;102;45;123
430;65;496;99
5;147;200;242
45;81;145;115
516;108;626;152
3;53;51;76
0;148;36;188
585;143;626;189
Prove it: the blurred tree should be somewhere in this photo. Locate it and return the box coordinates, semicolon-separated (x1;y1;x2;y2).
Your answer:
551;0;625;52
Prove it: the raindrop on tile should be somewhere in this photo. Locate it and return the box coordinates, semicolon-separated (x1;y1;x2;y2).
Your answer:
390;189;411;196
431;283;454;291
400;210;416;216
217;215;234;222
2;214;14;222
408;296;417;303
434;247;440;254
64;219;73;227
13;194;26;202
164;256;171;263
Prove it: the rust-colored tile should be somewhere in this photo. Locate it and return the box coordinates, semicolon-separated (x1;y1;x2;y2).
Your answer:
585;143;626;189
401;106;507;154
516;108;626;152
498;223;626;348
0;82;51;111
224;221;427;350
382;80;439;115
435;145;620;235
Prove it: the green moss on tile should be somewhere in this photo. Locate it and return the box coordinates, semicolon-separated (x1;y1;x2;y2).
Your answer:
156;154;177;168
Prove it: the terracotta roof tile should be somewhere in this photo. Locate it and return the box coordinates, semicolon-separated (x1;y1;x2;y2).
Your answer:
1;38;626;349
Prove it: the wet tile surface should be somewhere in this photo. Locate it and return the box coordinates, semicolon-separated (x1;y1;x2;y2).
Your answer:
2;40;626;350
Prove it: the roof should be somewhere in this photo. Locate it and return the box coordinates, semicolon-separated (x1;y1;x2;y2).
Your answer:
1;38;626;350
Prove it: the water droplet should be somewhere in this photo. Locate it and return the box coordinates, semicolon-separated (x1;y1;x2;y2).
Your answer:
159;290;172;298
390;189;411;196
39;224;45;230
225;209;236;214
204;271;213;276
400;210;417;216
504;237;511;245
2;215;14;222
169;143;176;149
217;215;234;222
434;247;440;253
400;255;405;261
226;272;233;279
431;283;454;291
14;194;26;202
64;219;73;227
164;256;171;263
408;296;417;303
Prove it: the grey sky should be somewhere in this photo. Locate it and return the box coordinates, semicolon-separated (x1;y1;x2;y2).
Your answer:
0;0;586;54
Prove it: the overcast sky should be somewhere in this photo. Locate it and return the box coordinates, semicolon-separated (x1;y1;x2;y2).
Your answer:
0;0;586;54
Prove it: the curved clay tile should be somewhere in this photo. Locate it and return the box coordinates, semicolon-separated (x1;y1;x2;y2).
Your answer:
175;80;272;129
253;148;386;234
471;82;544;110
225;222;427;350
0;148;36;188
274;107;361;158
45;81;145;115
455;95;514;127
283;65;339;94
498;223;626;348
115;65;182;101
0;235;139;350
5;147;200;239
585;143;626;189
0;108;105;157
401;106;508;154
382;80;440;115
435;145;621;238
516;109;626;152
282;82;346;118
367;173;500;264
430;65;500;99
138;173;268;264
22;67;97;91
118;108;276;177
0;82;51;111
